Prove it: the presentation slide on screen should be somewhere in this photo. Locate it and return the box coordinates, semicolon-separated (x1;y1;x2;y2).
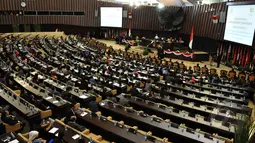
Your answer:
100;7;123;28
224;5;255;46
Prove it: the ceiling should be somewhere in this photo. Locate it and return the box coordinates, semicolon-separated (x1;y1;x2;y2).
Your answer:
97;0;230;7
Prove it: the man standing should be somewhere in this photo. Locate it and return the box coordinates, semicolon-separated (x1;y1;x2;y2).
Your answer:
157;44;164;60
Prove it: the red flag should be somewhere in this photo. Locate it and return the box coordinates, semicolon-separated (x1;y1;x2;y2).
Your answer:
245;48;251;67
189;26;194;50
219;44;223;56
217;44;220;56
242;48;246;66
239;48;243;64
253;50;255;62
232;46;236;64
227;44;231;60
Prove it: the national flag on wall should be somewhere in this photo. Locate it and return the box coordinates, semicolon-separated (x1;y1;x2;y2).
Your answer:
253;50;255;62
227;44;231;60
232;46;236;64
237;47;241;63
217;44;220;56
244;48;251;67
189;26;194;50
242;48;246;66
219;44;223;56
239;48;244;65
128;21;132;37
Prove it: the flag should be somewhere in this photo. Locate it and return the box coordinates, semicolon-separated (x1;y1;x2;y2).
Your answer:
219;44;223;56
237;47;240;62
239;48;243;65
253;50;255;62
189;26;194;50
227;44;231;60
217;44;220;56
242;48;246;66
234;46;237;64
128;21;132;37
244;48;251;67
232;46;236;64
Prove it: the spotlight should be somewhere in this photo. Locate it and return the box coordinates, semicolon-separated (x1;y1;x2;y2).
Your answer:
157;3;164;9
135;2;141;7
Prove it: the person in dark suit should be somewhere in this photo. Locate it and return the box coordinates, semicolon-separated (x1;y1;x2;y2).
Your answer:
62;87;76;104
130;83;140;97
67;117;86;132
34;96;49;110
52;130;66;143
88;96;99;114
1;111;19;125
217;54;221;68
64;104;77;123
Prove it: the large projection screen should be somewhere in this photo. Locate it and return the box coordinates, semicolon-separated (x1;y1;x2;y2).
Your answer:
224;5;255;46
100;7;123;28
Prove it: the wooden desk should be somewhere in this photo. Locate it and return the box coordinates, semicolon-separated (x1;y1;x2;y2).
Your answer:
49;121;91;143
99;101;225;143
133;91;242;124
157;81;248;105
77;112;164;143
118;95;235;139
0;83;40;120
13;75;68;107
0;132;26;143
152;84;250;115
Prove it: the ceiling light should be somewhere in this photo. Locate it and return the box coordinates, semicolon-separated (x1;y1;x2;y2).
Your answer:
157;3;164;9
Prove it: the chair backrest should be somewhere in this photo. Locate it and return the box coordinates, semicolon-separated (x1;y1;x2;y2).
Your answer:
180;64;184;69
229;72;236;79
202;67;208;73
238;73;246;80
193;66;199;72
40;110;52;119
249;75;255;81
220;70;227;76
210;68;216;74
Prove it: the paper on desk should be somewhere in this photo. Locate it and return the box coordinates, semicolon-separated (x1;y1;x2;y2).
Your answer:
49;127;59;134
72;134;80;140
46;97;53;100
55;133;59;137
38;75;44;79
81;112;88;117
53;101;59;104
8;139;19;143
80;95;88;99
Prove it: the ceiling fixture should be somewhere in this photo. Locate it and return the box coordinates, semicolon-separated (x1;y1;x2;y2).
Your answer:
157;3;165;9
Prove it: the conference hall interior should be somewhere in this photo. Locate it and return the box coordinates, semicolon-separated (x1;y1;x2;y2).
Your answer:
0;0;255;143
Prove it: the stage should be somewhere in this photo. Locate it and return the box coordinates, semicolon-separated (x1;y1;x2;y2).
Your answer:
163;49;209;62
97;39;238;75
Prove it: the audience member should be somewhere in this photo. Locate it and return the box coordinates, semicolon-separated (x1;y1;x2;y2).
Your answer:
88;97;99;114
28;131;46;143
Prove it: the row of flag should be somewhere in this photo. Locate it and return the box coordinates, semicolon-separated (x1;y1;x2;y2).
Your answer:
217;43;255;69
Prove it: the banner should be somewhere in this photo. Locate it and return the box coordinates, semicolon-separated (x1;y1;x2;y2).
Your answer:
164;50;194;58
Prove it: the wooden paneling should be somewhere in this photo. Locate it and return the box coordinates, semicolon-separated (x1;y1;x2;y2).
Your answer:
0;0;253;41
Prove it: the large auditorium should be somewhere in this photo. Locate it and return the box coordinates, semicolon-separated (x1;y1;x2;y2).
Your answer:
0;0;255;143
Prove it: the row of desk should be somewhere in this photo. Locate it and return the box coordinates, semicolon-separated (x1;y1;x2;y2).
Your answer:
151;84;250;115
98;100;227;143
138;88;242;123
0;83;40;120
157;80;248;105
117;94;235;138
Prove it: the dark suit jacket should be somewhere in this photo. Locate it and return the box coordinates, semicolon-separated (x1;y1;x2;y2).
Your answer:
88;101;99;113
64;108;76;123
